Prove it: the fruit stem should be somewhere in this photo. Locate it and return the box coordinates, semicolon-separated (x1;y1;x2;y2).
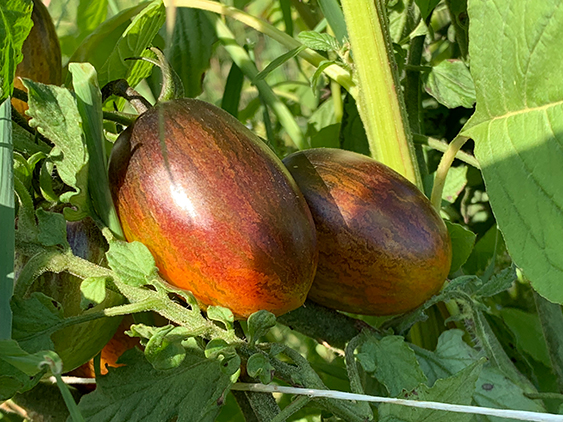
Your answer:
430;135;470;210
101;79;151;115
125;47;185;101
102;110;137;126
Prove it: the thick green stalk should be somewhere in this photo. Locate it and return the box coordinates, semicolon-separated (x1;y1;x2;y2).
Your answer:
0;98;14;340
340;0;421;187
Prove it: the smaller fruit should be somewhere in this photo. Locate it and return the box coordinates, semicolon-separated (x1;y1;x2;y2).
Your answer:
26;218;124;372
283;148;452;316
12;0;62;117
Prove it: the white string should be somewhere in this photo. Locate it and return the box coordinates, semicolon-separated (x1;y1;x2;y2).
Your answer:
231;383;563;422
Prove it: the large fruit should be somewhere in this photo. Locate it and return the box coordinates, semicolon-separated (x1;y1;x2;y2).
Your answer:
108;99;318;318
26;218;124;372
283;148;452;315
12;0;62;116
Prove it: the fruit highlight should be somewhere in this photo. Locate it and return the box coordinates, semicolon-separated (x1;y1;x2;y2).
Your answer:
108;99;318;318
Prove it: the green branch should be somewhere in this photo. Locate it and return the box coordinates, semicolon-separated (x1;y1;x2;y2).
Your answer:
340;0;421;187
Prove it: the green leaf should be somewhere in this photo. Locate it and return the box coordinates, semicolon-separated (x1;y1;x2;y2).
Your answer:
77;0;108;36
445;221;476;273
0;339;57;376
441;165;468;204
68;3;151;87
318;0;348;43
463;225;506;276
36;208;68;248
254;46;306;82
500;307;551;367
0;341;47;401
166;8;217;98
0;0;33;102
1;99;15;340
379;359;483;422
11;292;64;353
221;63;243;117
415;330;546;415
424;59;476;109
246;353;274;384
77;347;233;422
145;325;192;370
297;31;340;52
22;80;91;221
463;0;563;304
69;63;124;238
106;237;157;287
311;60;340;89
357;335;427;397
247;310;276;346
477;266;516;297
80;277;108;310
414;0;441;20
206;306;234;332
97;0;166;89
340;94;370;156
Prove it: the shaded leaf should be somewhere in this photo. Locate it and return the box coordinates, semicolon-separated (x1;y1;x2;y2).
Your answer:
379;359;483;422
36;208;68;248
357;335;427;397
77;347;232;422
415;330;546;416
445;221;476;273
167;8;217;97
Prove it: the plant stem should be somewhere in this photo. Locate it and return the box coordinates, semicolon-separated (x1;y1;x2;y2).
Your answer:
412;134;480;168
431;135;470;209
102;111;136;126
340;0;421;187
405;34;429;177
277;300;373;349
101;80;150;115
170;0;356;95
0;98;14;340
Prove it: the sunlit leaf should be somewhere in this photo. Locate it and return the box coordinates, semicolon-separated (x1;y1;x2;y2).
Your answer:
463;0;563;303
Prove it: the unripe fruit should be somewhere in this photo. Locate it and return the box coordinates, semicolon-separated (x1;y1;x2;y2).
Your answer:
12;0;62;117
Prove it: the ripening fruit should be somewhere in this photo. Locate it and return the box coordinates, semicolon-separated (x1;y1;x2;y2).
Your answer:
283;148;451;316
12;0;62;117
108;99;318;318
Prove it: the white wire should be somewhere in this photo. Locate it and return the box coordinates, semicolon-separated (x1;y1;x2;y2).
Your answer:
231;383;563;422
